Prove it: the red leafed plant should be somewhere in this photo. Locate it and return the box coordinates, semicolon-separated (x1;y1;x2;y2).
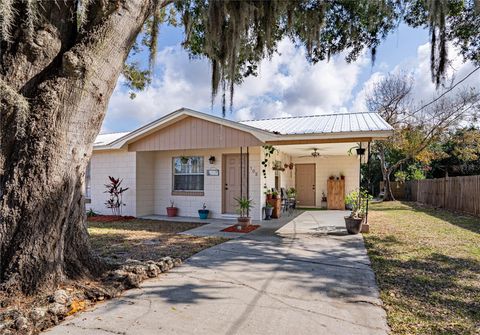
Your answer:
104;176;129;216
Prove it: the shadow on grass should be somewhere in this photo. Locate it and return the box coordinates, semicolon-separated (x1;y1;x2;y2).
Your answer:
370;201;480;235
88;219;204;234
89;230;226;263
365;234;480;334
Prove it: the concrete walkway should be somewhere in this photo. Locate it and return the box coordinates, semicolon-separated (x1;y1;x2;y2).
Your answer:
46;211;388;335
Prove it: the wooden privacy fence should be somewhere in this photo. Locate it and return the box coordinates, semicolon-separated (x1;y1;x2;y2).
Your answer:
404;175;480;217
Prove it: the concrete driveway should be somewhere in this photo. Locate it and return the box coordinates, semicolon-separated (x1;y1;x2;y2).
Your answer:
46;211;388;335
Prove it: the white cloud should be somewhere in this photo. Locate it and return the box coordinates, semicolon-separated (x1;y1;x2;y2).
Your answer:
103;46;213;132
352;42;480;114
103;39;368;132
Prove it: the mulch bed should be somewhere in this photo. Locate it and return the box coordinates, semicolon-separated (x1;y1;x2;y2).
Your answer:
87;215;136;223
222;224;260;233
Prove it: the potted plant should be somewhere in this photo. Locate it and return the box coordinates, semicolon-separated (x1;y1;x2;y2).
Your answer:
198;203;209;219
344;189;372;234
264;202;273;220
235;197;254;228
264;189;273;200
286;187;296;198
166;200;178;217
356;148;366;156
271;190;279;199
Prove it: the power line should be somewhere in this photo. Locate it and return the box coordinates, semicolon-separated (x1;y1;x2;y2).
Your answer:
412;66;480;114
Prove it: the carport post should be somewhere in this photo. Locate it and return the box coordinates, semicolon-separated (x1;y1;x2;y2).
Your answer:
365;141;371;224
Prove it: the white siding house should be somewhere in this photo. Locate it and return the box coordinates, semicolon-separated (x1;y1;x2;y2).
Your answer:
86;108;392;220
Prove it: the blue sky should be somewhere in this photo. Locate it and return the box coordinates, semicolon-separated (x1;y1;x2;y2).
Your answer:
103;23;479;133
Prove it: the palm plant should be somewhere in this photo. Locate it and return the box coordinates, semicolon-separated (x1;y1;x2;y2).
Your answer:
235;197;254;218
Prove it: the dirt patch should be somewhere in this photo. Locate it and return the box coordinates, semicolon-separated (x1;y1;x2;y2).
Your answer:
88;219;228;261
87;215;135;223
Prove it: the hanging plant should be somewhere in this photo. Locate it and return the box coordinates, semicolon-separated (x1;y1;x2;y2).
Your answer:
261;145;277;179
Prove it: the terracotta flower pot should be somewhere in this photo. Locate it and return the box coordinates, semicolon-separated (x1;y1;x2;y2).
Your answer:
344;216;363;234
237;216;251;228
166;207;178;217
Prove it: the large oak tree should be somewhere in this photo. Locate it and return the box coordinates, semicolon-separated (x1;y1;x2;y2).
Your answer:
0;0;479;294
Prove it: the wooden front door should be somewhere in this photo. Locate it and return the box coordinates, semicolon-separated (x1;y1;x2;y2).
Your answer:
223;154;247;214
296;164;316;207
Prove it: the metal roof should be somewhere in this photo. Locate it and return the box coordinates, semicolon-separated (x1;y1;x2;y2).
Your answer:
94;111;392;149
94;132;130;146
239;112;393;135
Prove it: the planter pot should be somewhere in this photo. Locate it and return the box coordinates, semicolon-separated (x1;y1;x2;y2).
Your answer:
264;207;273;220
237;216;251;228
344;216;363;234
356;148;366;156
166;207;178;217
198;209;209;219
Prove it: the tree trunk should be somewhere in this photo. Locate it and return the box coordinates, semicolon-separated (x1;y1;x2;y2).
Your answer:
378;145;396;201
0;0;159;294
383;169;396;201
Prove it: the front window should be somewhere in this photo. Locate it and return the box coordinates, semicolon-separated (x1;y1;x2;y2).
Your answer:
173;156;204;191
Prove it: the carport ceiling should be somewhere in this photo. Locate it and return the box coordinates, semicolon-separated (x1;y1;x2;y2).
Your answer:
277;142;365;157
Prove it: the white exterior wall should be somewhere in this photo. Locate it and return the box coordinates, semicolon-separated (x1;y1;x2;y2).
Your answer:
292;155;360;206
263;149;360;207
153;147;263;220
87;146;359;217
262;149;295;196
87;150;137;216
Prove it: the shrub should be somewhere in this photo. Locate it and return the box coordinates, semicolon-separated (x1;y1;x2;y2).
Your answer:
104;176;129;216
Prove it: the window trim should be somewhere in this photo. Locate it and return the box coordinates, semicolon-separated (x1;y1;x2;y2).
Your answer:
85;161;91;200
172;156;205;194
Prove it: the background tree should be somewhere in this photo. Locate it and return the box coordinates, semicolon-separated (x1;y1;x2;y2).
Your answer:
367;73;480;200
428;127;480;177
0;0;479;294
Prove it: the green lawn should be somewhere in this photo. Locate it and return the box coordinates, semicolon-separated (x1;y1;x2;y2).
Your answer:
364;201;480;335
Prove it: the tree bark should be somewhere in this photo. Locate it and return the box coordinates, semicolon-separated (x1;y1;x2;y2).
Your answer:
378;144;396;201
0;0;159;294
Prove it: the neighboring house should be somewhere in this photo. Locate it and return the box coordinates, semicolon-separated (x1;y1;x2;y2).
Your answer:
86;108;393;220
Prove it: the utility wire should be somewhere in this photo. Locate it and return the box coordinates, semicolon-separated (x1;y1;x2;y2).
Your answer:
412;66;480;114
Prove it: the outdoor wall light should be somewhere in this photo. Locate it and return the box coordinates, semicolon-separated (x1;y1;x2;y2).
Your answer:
209;156;216;164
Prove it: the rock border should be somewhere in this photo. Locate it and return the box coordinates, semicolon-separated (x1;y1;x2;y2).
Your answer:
0;257;182;335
